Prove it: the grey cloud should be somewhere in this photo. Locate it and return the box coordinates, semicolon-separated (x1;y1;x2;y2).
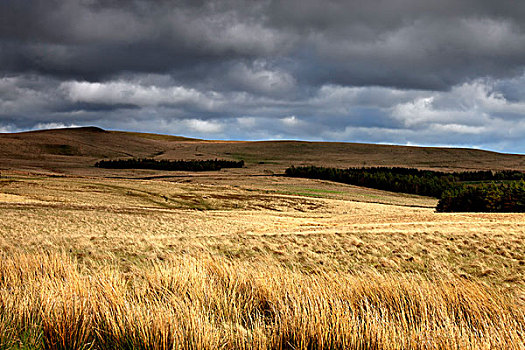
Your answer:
2;1;525;152
3;71;525;151
0;0;292;81
2;0;525;89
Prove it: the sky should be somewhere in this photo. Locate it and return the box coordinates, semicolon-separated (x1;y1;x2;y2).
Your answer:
1;0;525;153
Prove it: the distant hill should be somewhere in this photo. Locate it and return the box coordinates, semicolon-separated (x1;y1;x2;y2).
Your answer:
1;126;524;175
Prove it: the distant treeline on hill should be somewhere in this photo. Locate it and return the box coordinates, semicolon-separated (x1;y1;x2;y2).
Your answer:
95;158;244;171
285;166;525;212
285;166;454;197
437;181;525;212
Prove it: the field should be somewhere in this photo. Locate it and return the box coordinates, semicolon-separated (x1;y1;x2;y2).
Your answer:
0;128;524;349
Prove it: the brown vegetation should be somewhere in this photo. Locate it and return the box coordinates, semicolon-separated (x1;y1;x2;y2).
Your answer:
1;127;525;175
1;252;523;349
0;128;524;348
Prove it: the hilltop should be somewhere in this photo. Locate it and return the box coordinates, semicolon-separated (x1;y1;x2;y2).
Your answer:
1;126;524;175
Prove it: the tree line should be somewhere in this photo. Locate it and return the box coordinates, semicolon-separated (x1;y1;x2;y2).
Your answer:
437;181;525;212
95;158;244;171
285;166;454;197
285;166;525;212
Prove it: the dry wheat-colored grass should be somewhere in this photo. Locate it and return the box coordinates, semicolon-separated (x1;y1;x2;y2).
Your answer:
0;252;523;350
1;175;523;288
0;174;524;348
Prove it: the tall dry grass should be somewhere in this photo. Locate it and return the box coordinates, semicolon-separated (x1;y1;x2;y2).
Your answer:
0;252;523;349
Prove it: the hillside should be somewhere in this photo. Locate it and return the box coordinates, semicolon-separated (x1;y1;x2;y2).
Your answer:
1;126;525;175
0;127;524;348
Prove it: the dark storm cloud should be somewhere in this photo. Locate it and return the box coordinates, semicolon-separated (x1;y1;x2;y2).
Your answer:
2;0;525;152
2;0;525;87
0;0;291;81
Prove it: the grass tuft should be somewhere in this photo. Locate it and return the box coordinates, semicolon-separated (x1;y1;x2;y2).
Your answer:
0;253;522;349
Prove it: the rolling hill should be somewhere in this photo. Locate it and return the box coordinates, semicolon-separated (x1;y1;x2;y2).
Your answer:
1;127;524;348
1;126;524;175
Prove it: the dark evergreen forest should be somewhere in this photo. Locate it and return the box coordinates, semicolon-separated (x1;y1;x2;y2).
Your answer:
437;181;525;212
285;166;525;212
95;158;244;171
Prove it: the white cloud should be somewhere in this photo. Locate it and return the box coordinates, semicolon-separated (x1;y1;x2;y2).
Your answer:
430;123;487;134
457;82;525;117
310;84;422;115
392;97;438;127
33;122;80;130
61;81;224;110
182;119;224;134
0;124;17;133
390;79;525;131
281;115;300;126
3;72;525;152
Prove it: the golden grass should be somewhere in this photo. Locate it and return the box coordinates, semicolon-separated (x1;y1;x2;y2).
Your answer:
0;174;524;348
1;175;523;287
0;252;523;349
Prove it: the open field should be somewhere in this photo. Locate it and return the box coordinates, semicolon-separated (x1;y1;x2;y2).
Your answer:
0;172;524;349
0;174;523;285
0;128;524;348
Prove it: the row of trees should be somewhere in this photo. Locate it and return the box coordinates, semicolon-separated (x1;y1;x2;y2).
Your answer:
297;166;525;182
437;181;525;212
285;166;525;212
95;158;244;171
450;170;525;182
285;166;455;197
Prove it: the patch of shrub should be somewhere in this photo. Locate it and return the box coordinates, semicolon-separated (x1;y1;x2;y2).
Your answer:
95;158;244;171
44;144;80;156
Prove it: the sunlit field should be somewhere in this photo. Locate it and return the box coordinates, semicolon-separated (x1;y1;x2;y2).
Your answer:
0;173;524;349
4;0;525;344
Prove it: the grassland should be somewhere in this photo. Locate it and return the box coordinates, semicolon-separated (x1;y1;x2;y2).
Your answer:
0;128;524;348
2;127;525;176
0;172;524;349
1;252;523;349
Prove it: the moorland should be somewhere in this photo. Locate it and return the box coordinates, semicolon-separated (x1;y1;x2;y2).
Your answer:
0;127;524;349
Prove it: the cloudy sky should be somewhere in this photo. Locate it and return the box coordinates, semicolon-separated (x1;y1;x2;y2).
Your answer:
1;0;525;152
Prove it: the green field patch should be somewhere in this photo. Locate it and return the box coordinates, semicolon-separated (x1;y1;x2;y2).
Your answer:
273;190;324;198
293;187;344;194
227;152;279;165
